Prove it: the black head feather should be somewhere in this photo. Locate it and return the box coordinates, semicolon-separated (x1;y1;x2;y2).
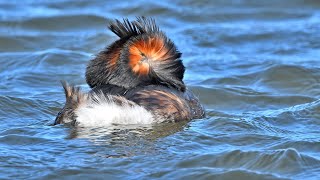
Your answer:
86;17;186;92
108;17;159;38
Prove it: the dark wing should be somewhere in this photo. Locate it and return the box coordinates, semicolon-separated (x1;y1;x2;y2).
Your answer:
126;88;191;122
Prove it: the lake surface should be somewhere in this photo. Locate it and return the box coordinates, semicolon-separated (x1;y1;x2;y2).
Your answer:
1;0;320;179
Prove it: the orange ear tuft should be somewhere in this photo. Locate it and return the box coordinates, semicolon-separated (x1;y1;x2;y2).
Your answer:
128;41;149;76
128;35;169;76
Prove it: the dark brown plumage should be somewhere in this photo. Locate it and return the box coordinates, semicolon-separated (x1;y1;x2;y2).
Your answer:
86;17;185;92
55;17;205;126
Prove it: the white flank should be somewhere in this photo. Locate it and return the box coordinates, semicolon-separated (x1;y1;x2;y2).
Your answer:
74;93;154;127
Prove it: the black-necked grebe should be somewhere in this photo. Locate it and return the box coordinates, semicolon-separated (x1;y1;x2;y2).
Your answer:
54;17;205;126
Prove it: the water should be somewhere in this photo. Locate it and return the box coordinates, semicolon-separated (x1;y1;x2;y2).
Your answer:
1;0;320;179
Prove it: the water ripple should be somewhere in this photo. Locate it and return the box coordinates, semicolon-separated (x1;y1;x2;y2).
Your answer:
0;0;320;179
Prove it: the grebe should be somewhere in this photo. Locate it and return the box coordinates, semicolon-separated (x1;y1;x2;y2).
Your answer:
54;17;205;126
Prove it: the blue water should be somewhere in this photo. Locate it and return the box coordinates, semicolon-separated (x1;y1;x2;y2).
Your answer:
1;0;320;179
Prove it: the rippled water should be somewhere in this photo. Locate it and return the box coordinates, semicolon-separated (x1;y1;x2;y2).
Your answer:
1;0;320;179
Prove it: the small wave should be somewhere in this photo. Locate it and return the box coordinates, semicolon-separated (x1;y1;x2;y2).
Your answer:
0;95;59;121
174;148;320;178
0;134;51;145
192;85;315;112
269;140;320;154
255;65;320;95
6;14;107;32
237;100;320;143
152;167;285;180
